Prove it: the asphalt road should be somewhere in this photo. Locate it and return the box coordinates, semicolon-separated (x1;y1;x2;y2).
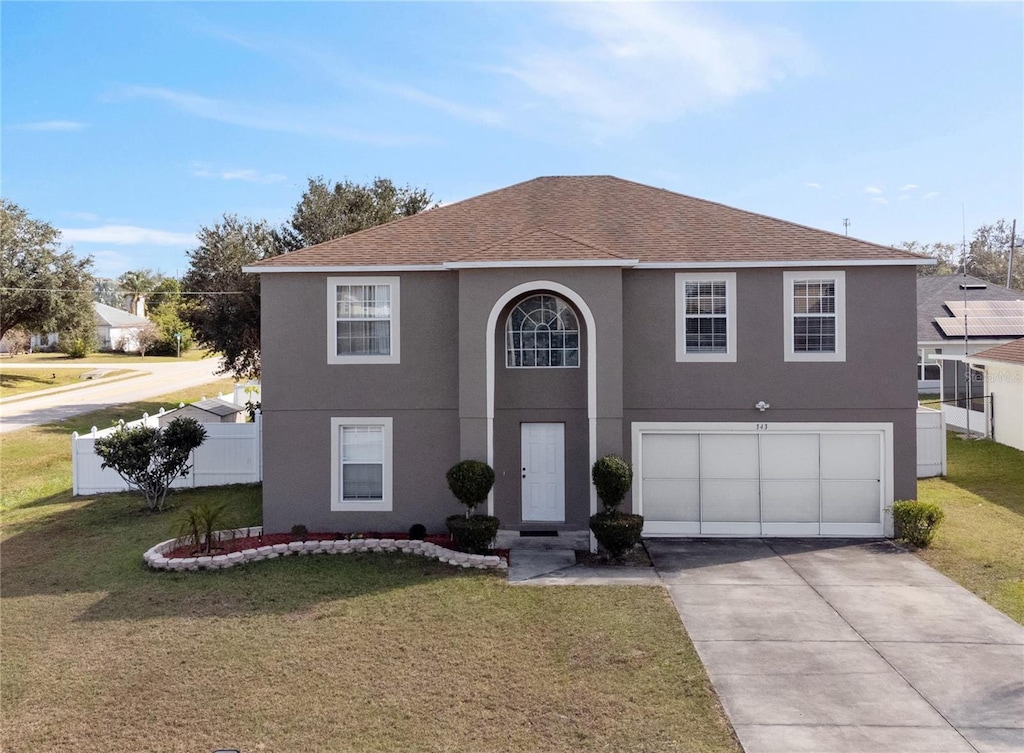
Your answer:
0;359;227;434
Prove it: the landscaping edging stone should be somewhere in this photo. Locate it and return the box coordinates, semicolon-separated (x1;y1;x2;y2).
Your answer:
143;527;508;572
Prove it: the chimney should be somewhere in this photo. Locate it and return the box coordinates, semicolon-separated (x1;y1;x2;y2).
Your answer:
134;294;147;319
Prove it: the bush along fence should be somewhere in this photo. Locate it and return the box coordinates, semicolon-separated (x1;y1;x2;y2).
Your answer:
143;527;508;572
71;396;262;496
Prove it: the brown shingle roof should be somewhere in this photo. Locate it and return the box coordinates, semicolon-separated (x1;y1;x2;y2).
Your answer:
972;338;1024;366
252;176;927;269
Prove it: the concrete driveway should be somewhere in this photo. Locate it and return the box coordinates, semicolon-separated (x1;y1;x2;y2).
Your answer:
647;538;1024;753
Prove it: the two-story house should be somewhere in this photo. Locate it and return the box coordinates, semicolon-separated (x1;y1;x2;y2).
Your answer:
246;176;928;541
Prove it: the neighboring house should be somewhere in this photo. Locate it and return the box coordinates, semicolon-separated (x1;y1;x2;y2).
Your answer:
246;176;929;541
916;275;1024;395
157;397;246;427
29;302;153;353
93;302;151;352
965;340;1024;451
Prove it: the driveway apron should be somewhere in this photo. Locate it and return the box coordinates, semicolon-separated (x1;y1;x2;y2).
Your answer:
647;539;1024;753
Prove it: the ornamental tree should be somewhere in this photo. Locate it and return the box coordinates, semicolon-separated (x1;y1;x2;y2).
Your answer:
94;417;207;511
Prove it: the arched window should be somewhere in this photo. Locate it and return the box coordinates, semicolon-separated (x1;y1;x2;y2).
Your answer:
505;294;580;368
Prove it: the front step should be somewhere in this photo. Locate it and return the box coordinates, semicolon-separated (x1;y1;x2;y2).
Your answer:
496;529;590;550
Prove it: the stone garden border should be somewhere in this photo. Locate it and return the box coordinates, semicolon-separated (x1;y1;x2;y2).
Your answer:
143;526;508;572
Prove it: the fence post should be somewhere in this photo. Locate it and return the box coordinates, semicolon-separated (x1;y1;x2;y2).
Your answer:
71;431;79;496
255;409;263;482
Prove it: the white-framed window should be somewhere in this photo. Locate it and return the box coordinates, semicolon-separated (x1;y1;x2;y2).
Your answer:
784;271;846;362
506;294;580;368
918;348;941;381
327;276;400;365
330;417;393;511
675;273;737;362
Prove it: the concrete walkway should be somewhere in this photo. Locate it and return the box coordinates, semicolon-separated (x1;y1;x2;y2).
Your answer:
647;538;1024;753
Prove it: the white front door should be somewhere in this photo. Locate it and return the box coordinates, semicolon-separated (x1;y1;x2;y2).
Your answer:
521;423;565;522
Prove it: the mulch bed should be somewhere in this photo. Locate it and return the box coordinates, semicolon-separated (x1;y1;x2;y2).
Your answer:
164;531;509;561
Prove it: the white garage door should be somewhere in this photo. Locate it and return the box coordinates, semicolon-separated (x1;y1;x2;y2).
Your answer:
636;423;890;537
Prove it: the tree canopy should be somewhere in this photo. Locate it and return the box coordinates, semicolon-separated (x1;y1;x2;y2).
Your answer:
1;198;95;341
184;176;435;379
906;219;1023;290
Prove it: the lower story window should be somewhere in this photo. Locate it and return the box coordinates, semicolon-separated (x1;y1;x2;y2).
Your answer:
331;417;393;511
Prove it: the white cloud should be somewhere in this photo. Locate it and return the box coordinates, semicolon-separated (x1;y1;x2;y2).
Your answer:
899;184;919;191
11;120;87;132
190;162;287;184
110;85;425;146
864;186;883;194
805;182;822;189
502;3;816;131
60;225;196;246
871;197;889;205
923;191;939;200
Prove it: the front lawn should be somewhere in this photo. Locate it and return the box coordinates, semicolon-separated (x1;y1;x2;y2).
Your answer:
916;434;1024;625
0;385;739;753
0;348;213;364
0;368;138;399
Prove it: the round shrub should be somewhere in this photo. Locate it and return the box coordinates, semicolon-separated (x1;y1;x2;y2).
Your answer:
446;514;500;554
408;523;427;541
446;460;496;514
893;500;945;548
592;455;633;512
589;511;644;560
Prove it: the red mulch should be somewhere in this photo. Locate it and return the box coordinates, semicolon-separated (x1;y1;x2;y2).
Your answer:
163;531;509;561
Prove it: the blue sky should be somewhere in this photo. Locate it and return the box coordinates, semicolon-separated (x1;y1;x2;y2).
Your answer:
3;1;1022;279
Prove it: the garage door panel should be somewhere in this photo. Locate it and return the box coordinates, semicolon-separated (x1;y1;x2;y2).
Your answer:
701;479;759;522
701;434;759;478
642;434;699;478
642;479;699;522
821;434;880;480
760;434;819;479
821;480;881;524
761;479;819;522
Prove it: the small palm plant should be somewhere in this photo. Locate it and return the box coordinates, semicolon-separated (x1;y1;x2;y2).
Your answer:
176;500;231;555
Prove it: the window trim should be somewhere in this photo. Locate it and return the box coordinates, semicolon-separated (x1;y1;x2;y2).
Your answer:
783;271;846;362
675;272;737;363
327;276;400;365
330;417;393;512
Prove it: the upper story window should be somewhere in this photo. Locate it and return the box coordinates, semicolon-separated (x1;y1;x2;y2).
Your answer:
327;276;400;365
675;273;737;362
506;294;580;368
784;271;846;362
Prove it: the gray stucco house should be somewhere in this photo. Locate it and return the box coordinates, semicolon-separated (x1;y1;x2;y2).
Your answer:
247;176;928;541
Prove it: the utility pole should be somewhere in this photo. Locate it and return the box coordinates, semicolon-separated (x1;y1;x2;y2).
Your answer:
1008;219;1017;290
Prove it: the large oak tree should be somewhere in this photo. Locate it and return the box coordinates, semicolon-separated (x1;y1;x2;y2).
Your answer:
184;177;435;379
0;198;94;341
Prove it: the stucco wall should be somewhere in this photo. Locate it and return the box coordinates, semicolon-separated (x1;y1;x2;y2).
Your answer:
988;363;1024;451
621;265;920;503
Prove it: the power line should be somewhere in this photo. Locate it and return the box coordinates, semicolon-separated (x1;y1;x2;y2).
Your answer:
1;287;245;295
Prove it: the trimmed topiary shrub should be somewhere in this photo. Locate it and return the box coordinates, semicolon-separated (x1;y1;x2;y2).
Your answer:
445;514;500;554
445;460;499;553
592;454;633;513
893;500;945;548
588;455;642;559
446;460;496;516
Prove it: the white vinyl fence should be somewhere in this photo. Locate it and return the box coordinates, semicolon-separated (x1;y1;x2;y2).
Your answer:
916;407;946;478
72;406;262;496
941;398;990;439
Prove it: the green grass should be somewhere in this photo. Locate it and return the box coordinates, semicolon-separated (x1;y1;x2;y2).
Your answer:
0;368;138;399
916;434;1024;625
0;348;213;364
0;386;739;753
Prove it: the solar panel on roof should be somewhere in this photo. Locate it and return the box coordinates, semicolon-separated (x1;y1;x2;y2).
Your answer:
935;299;1024;338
